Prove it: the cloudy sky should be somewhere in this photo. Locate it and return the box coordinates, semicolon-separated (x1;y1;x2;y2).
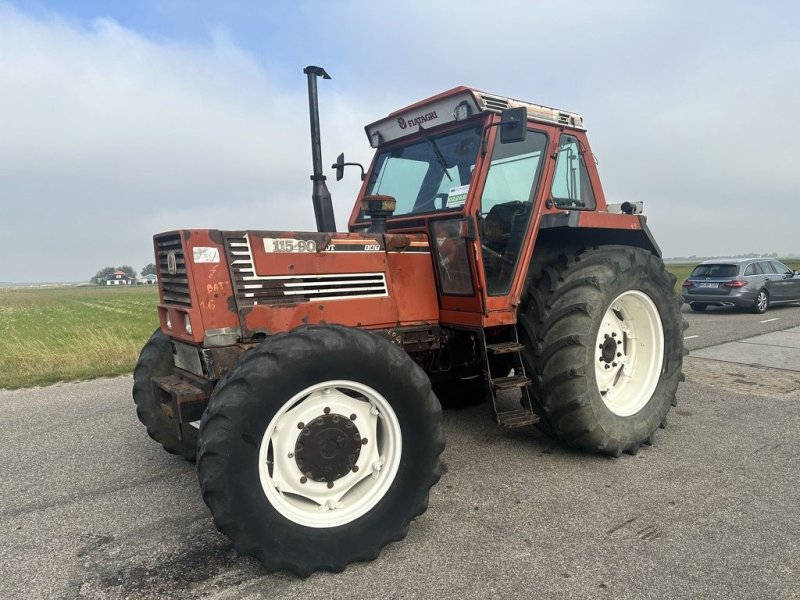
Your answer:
1;1;798;282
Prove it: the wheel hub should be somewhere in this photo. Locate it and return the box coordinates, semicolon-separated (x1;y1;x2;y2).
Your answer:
295;413;362;483
600;336;618;363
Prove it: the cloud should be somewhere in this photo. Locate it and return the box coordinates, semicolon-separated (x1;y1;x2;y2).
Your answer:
0;5;374;281
1;1;799;282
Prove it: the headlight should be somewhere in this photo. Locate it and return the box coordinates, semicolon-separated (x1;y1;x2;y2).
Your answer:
183;314;192;335
165;314;172;329
370;130;383;148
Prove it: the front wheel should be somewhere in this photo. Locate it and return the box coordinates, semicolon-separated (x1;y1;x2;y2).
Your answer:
518;246;685;456
197;325;444;575
751;290;769;314
132;330;198;460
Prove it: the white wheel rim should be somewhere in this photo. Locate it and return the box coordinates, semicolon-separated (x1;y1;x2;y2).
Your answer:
594;290;665;417
257;380;402;528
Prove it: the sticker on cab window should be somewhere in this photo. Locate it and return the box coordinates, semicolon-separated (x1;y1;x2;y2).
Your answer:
445;184;470;208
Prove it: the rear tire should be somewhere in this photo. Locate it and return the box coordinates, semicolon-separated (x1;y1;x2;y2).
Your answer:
751;289;769;314
197;325;444;575
132;329;198;461
689;303;707;312
518;246;685;456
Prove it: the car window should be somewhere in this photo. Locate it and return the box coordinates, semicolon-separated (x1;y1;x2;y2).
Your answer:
743;263;756;276
770;260;792;275
690;264;738;278
759;261;778;274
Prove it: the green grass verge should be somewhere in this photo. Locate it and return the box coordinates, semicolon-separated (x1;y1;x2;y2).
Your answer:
2;258;799;389
0;285;159;390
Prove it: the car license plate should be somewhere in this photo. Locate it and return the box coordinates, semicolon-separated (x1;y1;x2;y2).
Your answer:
697;282;719;288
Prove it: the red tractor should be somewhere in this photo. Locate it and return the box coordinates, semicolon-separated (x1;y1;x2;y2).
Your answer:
133;66;684;575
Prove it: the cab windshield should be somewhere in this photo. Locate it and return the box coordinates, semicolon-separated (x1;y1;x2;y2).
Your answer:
365;125;482;217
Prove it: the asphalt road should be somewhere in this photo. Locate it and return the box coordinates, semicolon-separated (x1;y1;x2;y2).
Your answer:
1;307;799;599
681;302;800;351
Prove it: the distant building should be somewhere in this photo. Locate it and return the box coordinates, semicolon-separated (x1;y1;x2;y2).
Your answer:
139;273;158;285
105;270;135;286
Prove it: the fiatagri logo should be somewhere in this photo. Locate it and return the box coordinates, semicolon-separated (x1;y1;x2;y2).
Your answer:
397;111;438;130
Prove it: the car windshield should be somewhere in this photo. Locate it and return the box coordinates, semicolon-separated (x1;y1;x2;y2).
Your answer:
690;264;738;278
365;125;483;217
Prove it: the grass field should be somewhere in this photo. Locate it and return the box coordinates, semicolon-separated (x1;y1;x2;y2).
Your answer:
2;258;799;389
0;286;159;389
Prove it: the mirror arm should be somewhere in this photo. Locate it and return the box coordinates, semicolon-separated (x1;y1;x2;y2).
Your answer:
480;122;503;156
343;162;366;181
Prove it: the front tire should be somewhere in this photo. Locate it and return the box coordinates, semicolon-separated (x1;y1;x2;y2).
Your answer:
197;325;444;575
751;289;769;314
518;246;685;456
132;329;198;460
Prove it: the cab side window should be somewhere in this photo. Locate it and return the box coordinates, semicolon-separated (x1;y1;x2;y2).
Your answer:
551;134;596;209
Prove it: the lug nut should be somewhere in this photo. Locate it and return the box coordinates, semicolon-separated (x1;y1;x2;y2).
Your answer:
604;334;610;339
611;332;616;337
288;452;294;458
350;414;357;421
300;476;307;484
297;422;304;429
324;406;331;414
352;465;359;473
605;365;610;370
327;481;334;489
612;362;617;367
361;438;368;445
617;352;622;357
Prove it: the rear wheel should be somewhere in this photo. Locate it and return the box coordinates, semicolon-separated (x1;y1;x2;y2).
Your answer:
197;325;444;575
132;329;198;460
751;289;769;314
689;302;707;312
518;246;685;456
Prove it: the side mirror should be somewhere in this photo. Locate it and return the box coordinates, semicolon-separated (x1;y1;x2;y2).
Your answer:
331;153;366;181
333;153;346;181
499;106;527;144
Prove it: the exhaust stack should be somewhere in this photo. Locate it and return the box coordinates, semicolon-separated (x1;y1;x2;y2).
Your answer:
304;65;337;232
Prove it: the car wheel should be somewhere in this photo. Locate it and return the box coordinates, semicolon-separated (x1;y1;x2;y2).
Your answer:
751;289;769;314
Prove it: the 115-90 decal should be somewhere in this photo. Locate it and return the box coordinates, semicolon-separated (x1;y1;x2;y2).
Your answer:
263;238;317;253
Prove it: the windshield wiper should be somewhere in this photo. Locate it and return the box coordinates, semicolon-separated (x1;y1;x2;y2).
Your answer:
419;125;452;181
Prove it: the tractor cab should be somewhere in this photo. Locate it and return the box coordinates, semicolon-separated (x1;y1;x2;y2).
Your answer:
344;87;606;329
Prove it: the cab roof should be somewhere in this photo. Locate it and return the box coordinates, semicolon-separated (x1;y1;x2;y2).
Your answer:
365;86;584;147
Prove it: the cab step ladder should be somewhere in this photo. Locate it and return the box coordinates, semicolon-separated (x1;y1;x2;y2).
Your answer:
481;330;539;428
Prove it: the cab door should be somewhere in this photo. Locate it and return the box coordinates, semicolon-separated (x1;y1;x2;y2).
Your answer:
476;127;550;301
